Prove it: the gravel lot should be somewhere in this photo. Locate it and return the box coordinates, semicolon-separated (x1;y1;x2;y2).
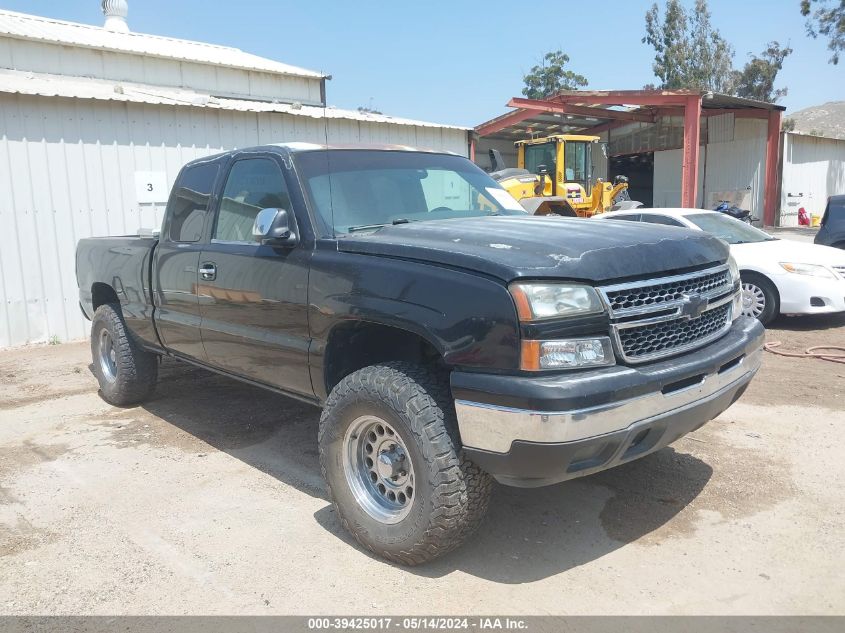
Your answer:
1;314;844;615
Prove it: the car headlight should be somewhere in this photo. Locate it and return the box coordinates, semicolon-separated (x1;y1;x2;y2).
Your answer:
510;282;604;321
727;254;740;285
726;255;742;320
521;337;615;371
779;262;836;279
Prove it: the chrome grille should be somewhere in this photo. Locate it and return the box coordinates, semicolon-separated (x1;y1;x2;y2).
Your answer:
599;264;736;364
604;268;730;315
617;303;732;361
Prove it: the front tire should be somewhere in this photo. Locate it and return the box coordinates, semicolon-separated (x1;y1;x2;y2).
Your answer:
740;273;779;326
318;362;492;565
91;303;158;405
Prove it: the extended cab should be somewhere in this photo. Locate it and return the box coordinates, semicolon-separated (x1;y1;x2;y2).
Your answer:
76;144;765;565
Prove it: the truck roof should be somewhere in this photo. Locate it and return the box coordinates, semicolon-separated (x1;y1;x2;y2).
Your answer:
270;142;460;155
178;143;462;169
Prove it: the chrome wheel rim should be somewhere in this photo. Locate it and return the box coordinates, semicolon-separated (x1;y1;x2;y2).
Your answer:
98;329;117;382
741;282;766;318
342;415;415;524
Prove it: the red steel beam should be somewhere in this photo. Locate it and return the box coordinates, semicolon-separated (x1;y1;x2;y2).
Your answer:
681;95;702;208
763;110;782;226
551;91;692;107
507;98;655;123
475;109;536;137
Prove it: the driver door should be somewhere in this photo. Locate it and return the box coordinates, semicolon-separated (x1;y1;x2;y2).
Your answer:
198;154;313;398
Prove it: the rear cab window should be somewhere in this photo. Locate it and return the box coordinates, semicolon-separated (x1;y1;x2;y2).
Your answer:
165;161;220;243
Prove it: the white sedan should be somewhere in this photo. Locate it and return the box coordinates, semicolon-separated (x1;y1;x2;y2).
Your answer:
594;208;845;325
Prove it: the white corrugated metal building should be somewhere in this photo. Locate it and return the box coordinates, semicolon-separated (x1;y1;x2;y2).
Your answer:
779;132;845;226
651;115;769;213
0;5;471;348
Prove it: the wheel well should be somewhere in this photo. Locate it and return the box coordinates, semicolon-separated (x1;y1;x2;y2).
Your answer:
324;322;443;394
740;270;780;304
91;283;119;311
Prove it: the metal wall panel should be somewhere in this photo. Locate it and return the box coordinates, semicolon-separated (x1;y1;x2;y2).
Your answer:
780;132;845;226
653;118;766;214
708;113;735;144
0;94;469;348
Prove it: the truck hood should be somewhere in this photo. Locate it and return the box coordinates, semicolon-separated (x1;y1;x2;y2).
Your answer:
337;216;729;283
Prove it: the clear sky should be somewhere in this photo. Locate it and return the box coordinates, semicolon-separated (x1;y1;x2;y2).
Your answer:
4;0;842;127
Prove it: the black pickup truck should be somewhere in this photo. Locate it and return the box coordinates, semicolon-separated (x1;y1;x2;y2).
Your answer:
76;144;764;564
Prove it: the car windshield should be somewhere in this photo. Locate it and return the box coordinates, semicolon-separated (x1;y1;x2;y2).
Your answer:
686;213;776;244
294;150;527;236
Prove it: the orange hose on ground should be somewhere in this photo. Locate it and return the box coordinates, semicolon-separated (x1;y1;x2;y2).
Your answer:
763;341;845;364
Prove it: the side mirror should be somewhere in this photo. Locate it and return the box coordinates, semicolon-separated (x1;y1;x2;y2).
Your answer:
253;208;299;247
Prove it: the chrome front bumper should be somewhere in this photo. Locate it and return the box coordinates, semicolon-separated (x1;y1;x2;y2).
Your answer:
455;347;760;454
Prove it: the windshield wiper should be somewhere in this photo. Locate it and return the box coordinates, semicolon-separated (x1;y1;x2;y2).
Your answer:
346;223;390;233
346;218;411;233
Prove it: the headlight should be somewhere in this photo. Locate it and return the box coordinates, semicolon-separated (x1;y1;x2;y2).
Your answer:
731;288;743;320
727;255;742;320
779;262;835;279
727;254;740;285
510;282;604;321
521;337;615;371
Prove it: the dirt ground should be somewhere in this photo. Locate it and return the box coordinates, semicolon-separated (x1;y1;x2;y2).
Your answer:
1;315;844;615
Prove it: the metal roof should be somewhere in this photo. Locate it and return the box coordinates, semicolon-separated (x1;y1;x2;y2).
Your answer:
477;90;786;140
0;68;469;130
0;9;326;80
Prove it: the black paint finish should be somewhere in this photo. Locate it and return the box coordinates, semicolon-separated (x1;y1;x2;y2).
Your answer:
76;145;731;407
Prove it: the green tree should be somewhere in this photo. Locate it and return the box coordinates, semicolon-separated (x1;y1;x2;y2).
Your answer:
643;0;734;91
730;41;793;102
801;0;845;64
522;50;588;99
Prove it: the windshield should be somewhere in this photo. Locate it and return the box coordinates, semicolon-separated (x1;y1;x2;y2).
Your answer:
524;142;556;176
686;213;776;244
295;150;527;236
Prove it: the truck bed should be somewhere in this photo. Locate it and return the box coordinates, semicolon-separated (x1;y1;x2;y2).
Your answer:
76;235;160;348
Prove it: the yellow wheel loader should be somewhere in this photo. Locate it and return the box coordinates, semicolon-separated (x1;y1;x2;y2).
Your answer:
489;134;638;217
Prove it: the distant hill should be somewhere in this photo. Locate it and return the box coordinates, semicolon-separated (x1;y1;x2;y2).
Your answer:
785;101;845;139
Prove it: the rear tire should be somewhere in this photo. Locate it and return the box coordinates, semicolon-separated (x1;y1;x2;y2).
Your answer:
740;273;779;326
318;362;493;565
91;303;158;405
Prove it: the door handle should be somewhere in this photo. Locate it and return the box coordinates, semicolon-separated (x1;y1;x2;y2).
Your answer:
199;262;217;281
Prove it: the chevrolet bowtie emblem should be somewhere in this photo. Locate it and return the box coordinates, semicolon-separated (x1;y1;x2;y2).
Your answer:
680;293;709;319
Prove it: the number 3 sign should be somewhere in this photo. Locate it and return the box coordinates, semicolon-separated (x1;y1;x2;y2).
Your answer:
134;171;168;204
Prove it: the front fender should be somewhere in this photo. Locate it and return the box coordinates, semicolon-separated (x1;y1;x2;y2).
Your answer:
308;250;521;391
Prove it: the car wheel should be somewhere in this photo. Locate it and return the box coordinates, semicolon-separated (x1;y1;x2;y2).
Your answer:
91;303;159;405
318;362;493;565
740;273;779;326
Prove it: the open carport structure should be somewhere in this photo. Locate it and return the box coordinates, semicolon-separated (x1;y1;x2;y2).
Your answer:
474;90;785;225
